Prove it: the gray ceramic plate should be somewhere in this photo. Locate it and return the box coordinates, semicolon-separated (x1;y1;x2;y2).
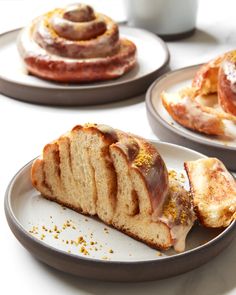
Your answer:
0;27;169;106
146;65;236;171
4;140;236;282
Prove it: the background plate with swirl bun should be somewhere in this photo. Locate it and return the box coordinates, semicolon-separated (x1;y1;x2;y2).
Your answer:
0;3;169;106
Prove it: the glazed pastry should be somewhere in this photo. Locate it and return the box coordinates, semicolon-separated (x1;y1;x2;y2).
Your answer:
161;87;235;136
192;52;227;95
185;158;236;228
18;4;137;82
218;51;236;116
157;175;196;252
31;123;196;252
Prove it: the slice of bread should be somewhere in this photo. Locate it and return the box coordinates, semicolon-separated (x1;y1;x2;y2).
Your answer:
110;131;172;249
185;158;236;227
31;123;195;251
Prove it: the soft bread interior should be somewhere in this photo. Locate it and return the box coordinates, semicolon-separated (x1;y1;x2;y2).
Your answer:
70;125;117;223
58;135;83;211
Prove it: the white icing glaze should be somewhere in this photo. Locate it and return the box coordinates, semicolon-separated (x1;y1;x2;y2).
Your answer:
181;96;219;124
156;175;196;252
151;184;169;221
171;223;193;252
222;60;236;95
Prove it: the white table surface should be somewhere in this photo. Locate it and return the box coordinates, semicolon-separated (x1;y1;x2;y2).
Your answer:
1;0;236;294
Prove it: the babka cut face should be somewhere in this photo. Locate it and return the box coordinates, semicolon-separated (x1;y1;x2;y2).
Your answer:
71;124;118;224
57;135;83;212
31;135;83;212
109;133;140;218
110;133;173;250
41;142;64;200
69;127;97;215
31;158;52;198
32;123;119;219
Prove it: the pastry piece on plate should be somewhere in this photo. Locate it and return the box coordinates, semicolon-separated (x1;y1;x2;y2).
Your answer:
161;86;236;136
185;158;236;228
18;3;137;82
161;87;225;135
31;123;196;252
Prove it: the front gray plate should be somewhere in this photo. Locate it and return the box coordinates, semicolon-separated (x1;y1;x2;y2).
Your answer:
4;140;236;281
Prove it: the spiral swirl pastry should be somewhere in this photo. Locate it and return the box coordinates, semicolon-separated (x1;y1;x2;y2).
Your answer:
18;3;137;82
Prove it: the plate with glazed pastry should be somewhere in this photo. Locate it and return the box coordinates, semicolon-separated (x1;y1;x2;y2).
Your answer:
146;51;236;170
0;3;169;106
5;123;236;282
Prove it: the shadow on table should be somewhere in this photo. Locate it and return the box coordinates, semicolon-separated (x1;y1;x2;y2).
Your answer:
34;235;236;295
189;29;218;45
168;29;218;46
60;65;171;110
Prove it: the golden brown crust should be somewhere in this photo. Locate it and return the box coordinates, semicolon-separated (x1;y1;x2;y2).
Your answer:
109;133;173;250
77;123;119;144
17;4;137;83
31;158;52;197
111;131;169;214
21;39;136;82
131;136;169;214
117;223;172;250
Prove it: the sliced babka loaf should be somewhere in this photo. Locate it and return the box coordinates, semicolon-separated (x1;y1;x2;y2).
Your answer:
31;123;196;251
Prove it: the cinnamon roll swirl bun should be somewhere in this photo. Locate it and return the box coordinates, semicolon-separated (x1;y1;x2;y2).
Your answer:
18;4;137;82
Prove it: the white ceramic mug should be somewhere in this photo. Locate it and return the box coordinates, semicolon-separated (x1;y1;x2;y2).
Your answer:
126;0;198;39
